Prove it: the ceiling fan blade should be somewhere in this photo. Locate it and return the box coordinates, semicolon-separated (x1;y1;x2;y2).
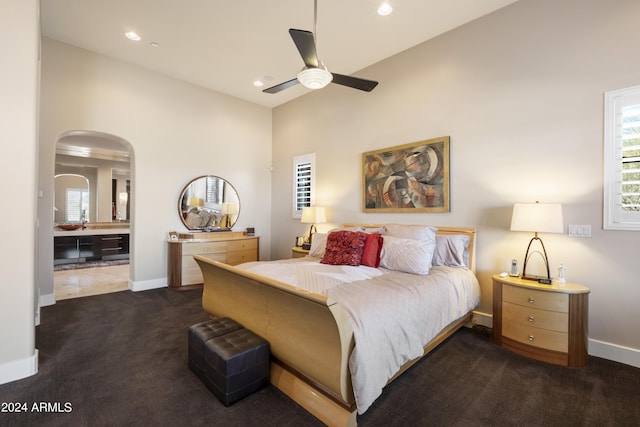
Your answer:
331;73;379;92
289;29;319;68
263;78;299;94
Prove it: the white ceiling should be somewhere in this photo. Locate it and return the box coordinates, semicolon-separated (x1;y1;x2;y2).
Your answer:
41;0;518;109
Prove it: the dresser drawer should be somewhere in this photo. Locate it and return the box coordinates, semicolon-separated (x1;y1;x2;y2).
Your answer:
503;284;568;312
503;322;568;352
182;241;227;255
183;253;226;269
182;266;205;285
502;301;568;333
226;249;257;265
227;238;258;252
168;233;260;288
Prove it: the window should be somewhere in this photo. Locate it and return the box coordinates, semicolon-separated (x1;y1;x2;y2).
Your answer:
66;188;89;222
604;85;640;230
292;153;316;219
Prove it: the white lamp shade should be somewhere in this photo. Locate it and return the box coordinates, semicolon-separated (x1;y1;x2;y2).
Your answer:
301;206;326;224
510;202;564;233
118;192;128;205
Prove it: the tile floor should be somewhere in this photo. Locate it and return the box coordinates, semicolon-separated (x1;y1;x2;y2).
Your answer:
54;264;130;300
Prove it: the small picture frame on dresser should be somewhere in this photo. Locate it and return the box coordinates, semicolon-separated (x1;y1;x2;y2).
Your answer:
168;231;178;241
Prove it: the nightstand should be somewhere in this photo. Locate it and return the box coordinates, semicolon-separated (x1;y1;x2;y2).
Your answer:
492;274;589;367
291;247;310;258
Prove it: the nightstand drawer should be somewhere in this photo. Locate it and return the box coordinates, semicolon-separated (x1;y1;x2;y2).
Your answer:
503;284;568;312
502;301;568;332
503;322;568;352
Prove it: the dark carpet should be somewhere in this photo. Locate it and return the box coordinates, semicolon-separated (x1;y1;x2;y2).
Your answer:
1;288;638;427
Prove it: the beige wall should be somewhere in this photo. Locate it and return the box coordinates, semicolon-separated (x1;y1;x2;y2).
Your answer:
37;38;273;298
0;0;39;383
271;0;640;364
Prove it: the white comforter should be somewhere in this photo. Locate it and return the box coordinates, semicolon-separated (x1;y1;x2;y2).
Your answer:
237;258;480;414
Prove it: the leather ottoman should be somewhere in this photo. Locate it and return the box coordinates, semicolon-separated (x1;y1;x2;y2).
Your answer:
201;328;270;406
188;318;243;380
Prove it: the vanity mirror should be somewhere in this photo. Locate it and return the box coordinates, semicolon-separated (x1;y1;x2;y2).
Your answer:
55;131;131;224
178;175;240;231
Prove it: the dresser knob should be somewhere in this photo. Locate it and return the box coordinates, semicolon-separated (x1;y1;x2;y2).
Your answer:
528;297;535;304
529;335;535;342
528;315;535;322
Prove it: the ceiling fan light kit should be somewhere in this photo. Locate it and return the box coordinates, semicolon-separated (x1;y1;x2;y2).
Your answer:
297;66;333;89
263;0;378;94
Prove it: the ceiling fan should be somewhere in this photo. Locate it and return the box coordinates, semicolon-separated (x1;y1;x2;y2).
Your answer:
263;0;378;94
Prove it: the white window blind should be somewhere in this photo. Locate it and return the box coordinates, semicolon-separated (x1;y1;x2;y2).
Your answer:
66;188;89;222
604;85;640;230
292;153;315;218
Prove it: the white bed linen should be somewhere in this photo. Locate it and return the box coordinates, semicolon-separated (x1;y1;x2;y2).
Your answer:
237;258;480;414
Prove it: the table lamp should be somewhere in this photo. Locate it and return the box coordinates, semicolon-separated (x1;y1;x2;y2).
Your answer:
300;206;326;250
510;201;563;281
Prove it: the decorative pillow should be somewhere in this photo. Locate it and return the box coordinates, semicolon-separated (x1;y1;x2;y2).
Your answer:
380;235;437;275
384;224;437;241
361;226;386;235
360;233;383;268
432;235;470;268
320;231;367;266
308;233;328;258
330;226;365;232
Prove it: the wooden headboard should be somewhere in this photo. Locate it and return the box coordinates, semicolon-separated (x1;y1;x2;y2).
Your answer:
340;224;477;273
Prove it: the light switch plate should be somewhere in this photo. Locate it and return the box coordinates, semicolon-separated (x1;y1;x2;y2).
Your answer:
568;224;591;237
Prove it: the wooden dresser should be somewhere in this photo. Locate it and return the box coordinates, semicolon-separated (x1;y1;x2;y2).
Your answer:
168;231;258;288
492;274;589;367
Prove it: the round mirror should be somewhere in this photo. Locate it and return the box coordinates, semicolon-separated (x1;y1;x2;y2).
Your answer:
178;175;240;231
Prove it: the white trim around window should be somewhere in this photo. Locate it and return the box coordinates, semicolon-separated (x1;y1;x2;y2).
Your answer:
604;85;640;231
292;153;316;219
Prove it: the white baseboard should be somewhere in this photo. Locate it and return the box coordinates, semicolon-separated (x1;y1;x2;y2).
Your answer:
40;292;56;307
0;349;38;385
472;310;493;328
129;277;167;292
589;338;640;369
471;311;640;369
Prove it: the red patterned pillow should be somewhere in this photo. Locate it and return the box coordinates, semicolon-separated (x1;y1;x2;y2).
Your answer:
361;233;383;267
320;231;367;266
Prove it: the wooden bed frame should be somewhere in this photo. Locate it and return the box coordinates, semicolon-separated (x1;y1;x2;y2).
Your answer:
194;226;476;427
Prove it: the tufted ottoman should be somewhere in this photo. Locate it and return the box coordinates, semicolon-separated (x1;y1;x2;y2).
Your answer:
201;328;270;406
188;318;243;380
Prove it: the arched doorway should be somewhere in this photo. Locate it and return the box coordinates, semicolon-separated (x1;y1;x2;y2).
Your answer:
53;130;134;299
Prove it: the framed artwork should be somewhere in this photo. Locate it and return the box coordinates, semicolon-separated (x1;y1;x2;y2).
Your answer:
363;136;450;213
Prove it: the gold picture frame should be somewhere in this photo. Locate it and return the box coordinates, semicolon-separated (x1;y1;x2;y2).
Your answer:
363;136;450;213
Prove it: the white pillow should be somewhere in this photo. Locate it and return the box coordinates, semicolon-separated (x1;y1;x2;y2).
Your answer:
432;235;470;268
380;235;437;275
308;233;328;258
384;224;437;241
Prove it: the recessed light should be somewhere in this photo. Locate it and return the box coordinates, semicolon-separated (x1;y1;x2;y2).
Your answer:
253;80;264;87
125;31;141;41
378;3;393;16
150;41;159;48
